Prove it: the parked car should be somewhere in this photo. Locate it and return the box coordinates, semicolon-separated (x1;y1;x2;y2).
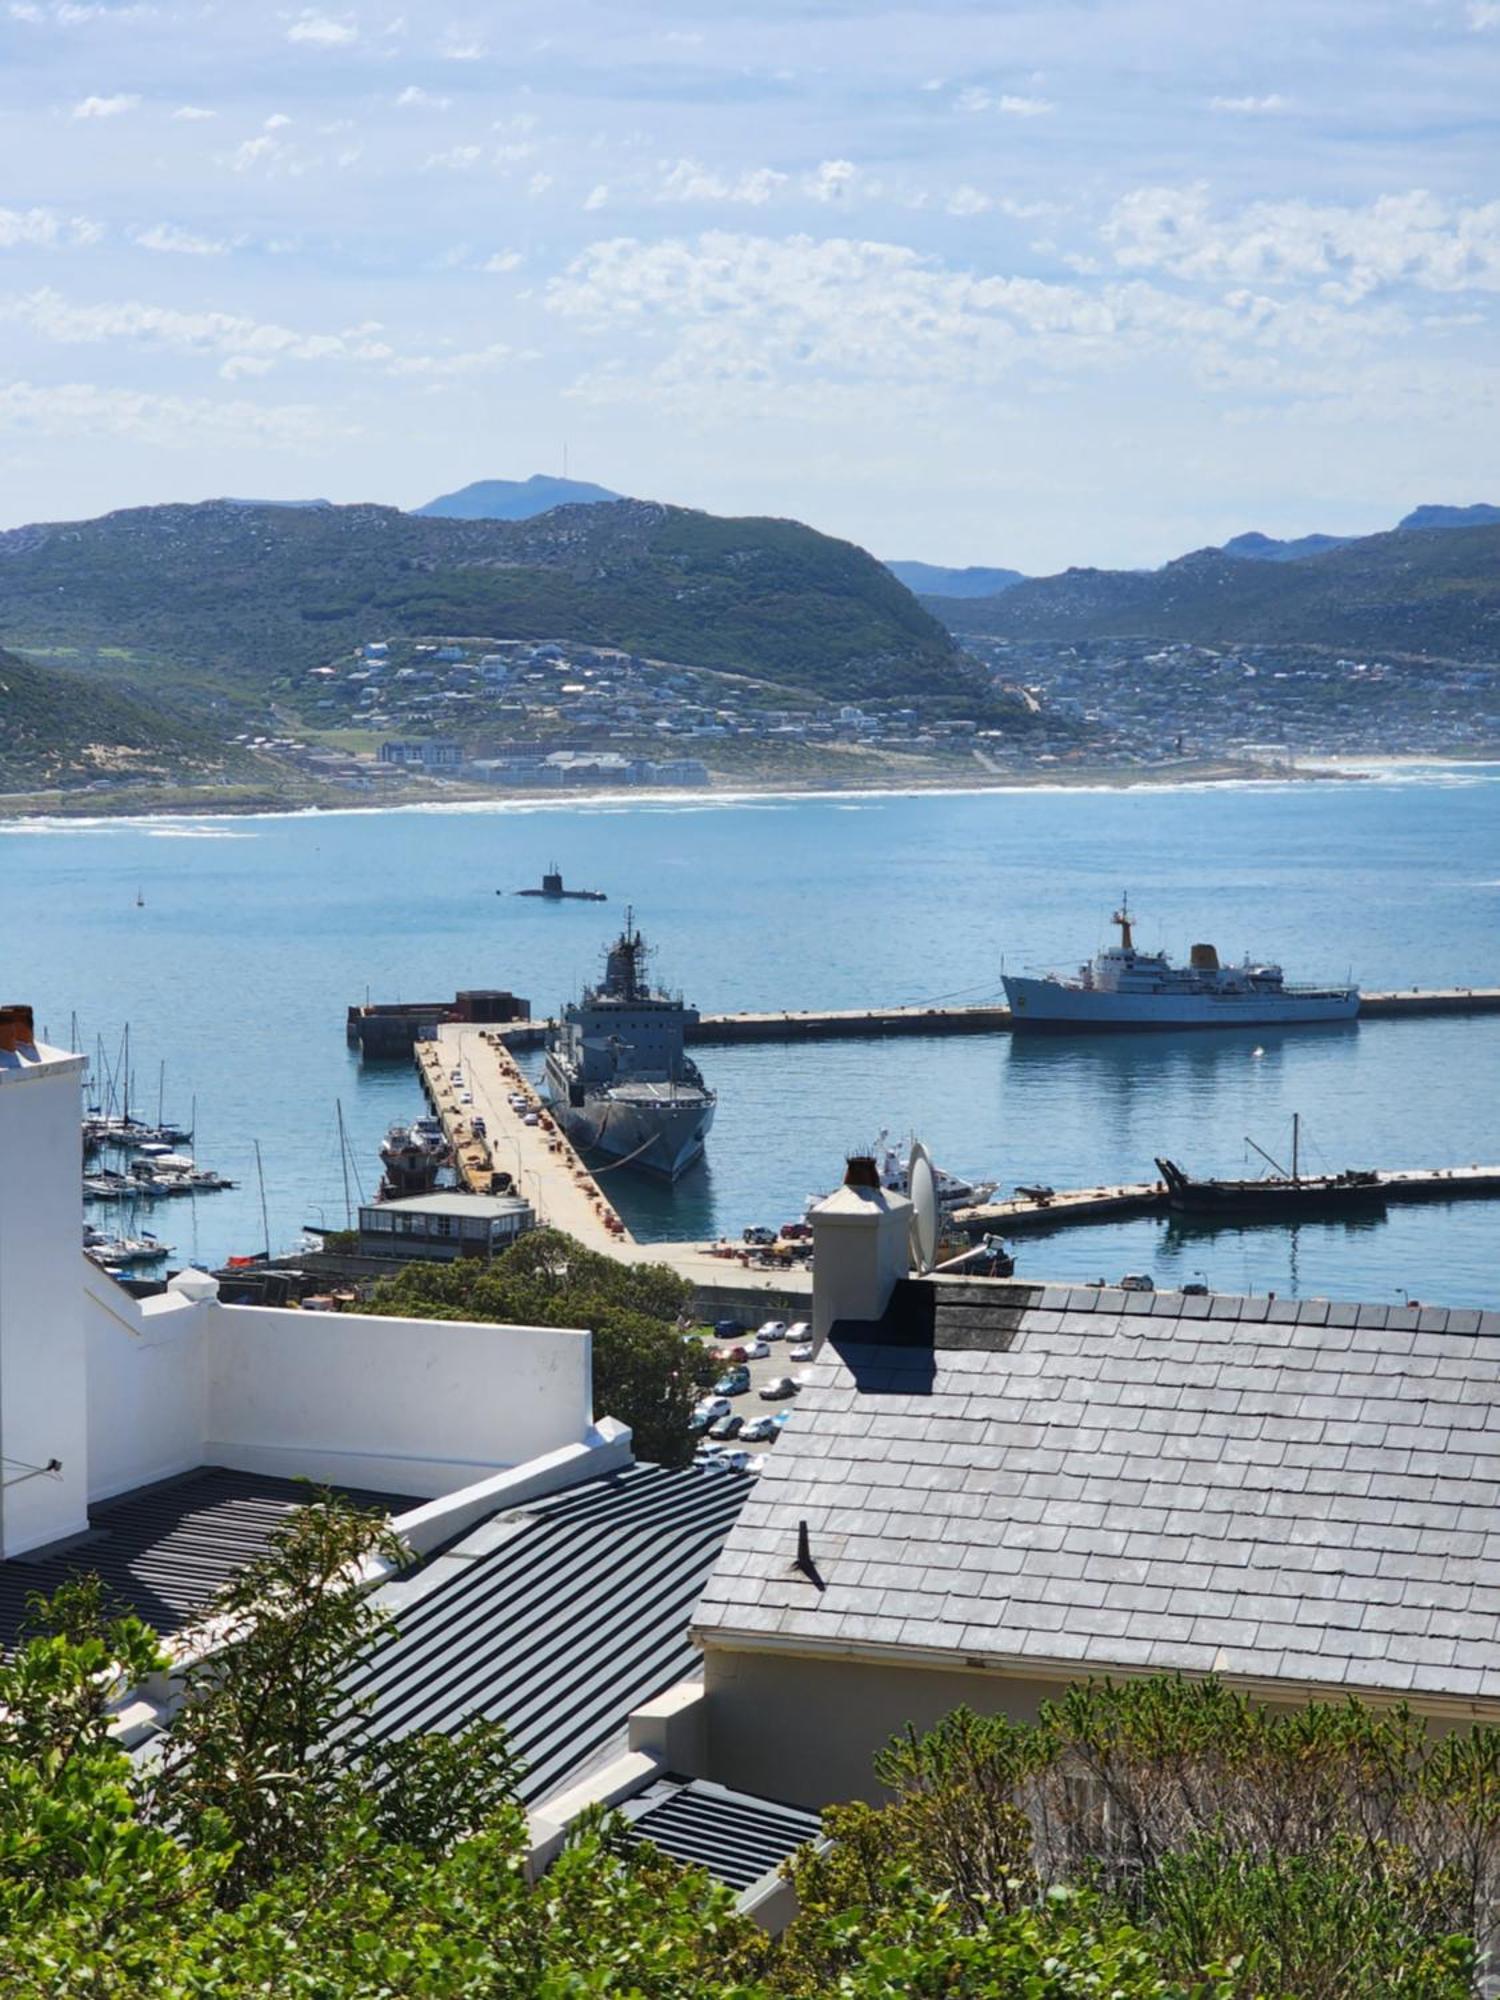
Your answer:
696;1396;731;1424
715;1365;751;1397
786;1321;810;1342
471;1116;486;1138
1119;1272;1155;1293
709;1413;744;1442
687;1409;711;1435
788;1341;815;1363
713;1318;742;1340
714;1345;748;1365
739;1414;778;1443
720;1450;752;1473
780;1221;812;1240
759;1375;799;1401
742;1225;777;1246
739;1337;770;1360
757;1319;788;1341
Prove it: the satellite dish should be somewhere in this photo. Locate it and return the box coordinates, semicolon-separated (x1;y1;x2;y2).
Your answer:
907;1139;939;1275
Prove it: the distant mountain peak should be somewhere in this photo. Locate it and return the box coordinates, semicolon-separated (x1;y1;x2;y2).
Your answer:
885;559;1025;598
414;474;623;522
1398;502;1500;532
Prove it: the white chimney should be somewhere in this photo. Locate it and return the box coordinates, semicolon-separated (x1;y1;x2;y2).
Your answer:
810;1155;912;1352
0;1007;90;1557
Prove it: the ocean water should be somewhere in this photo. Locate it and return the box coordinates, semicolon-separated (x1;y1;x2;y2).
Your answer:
5;765;1500;1306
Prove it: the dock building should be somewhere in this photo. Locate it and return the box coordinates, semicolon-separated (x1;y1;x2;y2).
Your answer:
356;1189;534;1263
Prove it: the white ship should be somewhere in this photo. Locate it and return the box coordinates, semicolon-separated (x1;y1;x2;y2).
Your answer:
1003;898;1359;1032
544;912;715;1179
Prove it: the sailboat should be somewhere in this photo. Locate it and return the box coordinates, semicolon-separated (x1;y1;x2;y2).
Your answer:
1156;1116;1386;1219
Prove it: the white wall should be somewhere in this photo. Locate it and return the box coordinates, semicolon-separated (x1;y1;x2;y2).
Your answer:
0;1042;90;1555
81;1277;596;1503
86;1268;208;1502
204;1302;593;1496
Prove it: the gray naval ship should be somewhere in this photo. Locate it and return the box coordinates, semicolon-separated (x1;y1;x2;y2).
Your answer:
543;912;715;1179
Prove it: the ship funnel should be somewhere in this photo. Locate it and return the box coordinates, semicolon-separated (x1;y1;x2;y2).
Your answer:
1189;943;1220;971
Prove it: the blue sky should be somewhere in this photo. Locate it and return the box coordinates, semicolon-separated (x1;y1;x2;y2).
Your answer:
2;0;1498;569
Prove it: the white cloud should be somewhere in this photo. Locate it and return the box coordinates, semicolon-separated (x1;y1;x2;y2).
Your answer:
286;10;356;45
805;158;859;203
439;30;483;59
657;159;787;206
482;248;522;272
423;143;481;170
396;84;450;108
583;184;609;211
957;88;1053;116
1102;184;1500;299
172;104;215;121
0;206;101;248
1469;2;1500;25
527;171;552;196
229;135;279;172
132;222;227;256
0;379;357;449
71;92;139;118
264;112;292;130
946;185;992;216
1209;93;1289;113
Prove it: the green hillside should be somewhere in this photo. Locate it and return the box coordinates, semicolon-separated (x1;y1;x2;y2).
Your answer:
0;644;238;791
0;497;973;707
929;522;1500;656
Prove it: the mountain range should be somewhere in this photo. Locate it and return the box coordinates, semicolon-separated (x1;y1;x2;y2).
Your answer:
415;475;624;520
0;496;972;710
927;520;1500;658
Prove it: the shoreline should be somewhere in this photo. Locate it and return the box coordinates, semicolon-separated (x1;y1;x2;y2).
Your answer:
1;752;1494;832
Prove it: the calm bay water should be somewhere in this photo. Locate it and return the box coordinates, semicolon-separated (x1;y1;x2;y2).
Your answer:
5;766;1500;1305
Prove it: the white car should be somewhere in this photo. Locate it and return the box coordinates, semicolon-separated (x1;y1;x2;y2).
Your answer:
696;1396;731;1423
523;1111;540;1127
759;1376;799;1401
738;1337;770;1360
785;1321;810;1343
788;1341;815;1363
757;1319;789;1341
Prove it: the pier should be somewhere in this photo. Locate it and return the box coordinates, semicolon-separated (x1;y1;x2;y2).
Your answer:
952;1163;1500;1236
486;986;1500;1053
414;1025;811;1309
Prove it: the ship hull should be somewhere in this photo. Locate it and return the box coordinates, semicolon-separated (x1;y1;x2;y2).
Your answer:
544;1060;714;1179
1003;974;1359;1032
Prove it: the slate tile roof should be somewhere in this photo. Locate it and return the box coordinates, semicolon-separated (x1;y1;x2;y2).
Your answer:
692;1281;1500;1704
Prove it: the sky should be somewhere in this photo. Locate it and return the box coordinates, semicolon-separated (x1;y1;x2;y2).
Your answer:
2;0;1499;571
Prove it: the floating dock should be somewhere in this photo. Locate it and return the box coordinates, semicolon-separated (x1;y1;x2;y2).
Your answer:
490;986;1500;1053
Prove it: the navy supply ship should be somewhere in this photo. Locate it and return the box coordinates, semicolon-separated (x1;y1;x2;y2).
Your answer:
1002;897;1359;1032
544;912;715;1178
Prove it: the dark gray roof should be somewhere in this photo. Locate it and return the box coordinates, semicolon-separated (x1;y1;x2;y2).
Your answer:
0;1467;419;1649
618;1776;823;1890
352;1462;753;1803
693;1279;1500;1704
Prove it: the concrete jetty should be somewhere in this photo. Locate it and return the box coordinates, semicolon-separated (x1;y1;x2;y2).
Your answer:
952;1162;1500;1236
489;986;1500;1053
415;1025;811;1309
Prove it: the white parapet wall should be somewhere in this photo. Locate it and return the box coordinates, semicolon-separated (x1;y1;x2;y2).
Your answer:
85;1268;596;1504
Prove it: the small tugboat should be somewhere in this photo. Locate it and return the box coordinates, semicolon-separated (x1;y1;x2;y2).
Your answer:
1156;1117;1385;1220
510;865;607;902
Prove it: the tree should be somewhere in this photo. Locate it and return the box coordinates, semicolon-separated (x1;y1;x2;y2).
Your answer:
366;1229;717;1466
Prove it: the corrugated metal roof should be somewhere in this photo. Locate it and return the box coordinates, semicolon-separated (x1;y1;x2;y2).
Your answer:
0;1467;419;1650
618;1776;822;1890
353;1462;753;1803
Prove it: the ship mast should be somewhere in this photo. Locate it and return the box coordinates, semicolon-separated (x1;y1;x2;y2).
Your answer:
1113;893;1134;952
